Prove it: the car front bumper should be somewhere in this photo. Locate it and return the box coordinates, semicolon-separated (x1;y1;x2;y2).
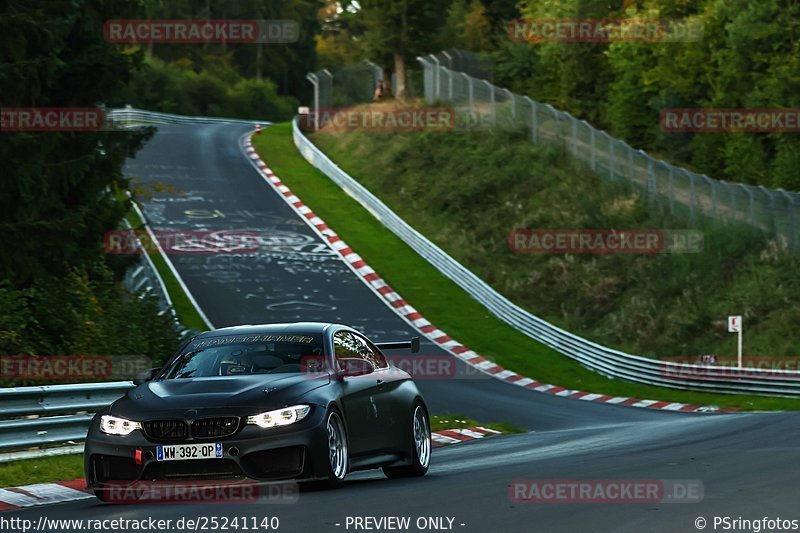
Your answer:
84;406;330;488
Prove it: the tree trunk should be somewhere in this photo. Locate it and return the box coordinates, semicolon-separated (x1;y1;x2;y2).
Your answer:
383;67;393;97
393;53;407;100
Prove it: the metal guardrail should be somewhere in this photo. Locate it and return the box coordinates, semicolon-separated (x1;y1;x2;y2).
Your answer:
106;107;271;127
292;117;800;397
0;382;134;458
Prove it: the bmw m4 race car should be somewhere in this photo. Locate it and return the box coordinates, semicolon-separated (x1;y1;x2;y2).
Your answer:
84;322;430;499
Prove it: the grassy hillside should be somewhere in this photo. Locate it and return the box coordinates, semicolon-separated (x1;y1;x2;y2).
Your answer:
310;126;799;362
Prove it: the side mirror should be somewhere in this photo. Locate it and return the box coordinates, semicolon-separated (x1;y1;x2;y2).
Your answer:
338;358;375;378
133;367;159;385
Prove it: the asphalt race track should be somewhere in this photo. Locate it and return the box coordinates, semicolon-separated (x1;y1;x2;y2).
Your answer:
6;124;799;532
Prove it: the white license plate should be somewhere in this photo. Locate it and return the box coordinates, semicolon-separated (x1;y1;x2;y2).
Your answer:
156;443;223;461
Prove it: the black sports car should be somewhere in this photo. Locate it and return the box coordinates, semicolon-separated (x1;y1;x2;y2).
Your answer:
84;322;431;498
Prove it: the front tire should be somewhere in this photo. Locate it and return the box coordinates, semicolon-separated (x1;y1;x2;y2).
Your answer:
383;402;430;479
323;409;348;488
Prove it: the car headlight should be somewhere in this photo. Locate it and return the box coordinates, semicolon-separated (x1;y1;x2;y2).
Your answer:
100;414;142;436
246;405;311;429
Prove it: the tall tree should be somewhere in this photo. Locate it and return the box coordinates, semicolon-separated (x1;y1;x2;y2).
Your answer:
359;0;449;99
0;0;151;284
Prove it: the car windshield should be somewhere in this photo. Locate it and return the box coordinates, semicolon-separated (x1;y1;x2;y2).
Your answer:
162;334;325;379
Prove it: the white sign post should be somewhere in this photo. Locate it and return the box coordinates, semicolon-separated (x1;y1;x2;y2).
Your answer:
728;316;742;368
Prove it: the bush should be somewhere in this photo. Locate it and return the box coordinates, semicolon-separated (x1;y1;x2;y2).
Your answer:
123;56;298;121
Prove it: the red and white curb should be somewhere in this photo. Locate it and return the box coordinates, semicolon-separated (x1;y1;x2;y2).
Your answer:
0;427;487;510
242;135;720;414
432;427;503;448
0;479;90;511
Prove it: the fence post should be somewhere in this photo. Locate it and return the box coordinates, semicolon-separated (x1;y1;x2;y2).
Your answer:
571;119;577;155
607;134;615;179
553;108;562;147
465;73;474;117
668;167;675;215
741;184;755;225
483;80;496;126
452;49;464;71
448;68;454;100
685;170;696;221
442;50;453;71
417;57;431;103
505;88;515;120
431;55;441;100
710;177;717;217
759;185;775;232
318;69;333;111
590;125;597;171
524;96;537;143
305;72;319;131
783;191;798;252
627;146;634;180
647;158;656;197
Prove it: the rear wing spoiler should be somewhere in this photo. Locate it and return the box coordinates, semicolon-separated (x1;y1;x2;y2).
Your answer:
375;336;420;353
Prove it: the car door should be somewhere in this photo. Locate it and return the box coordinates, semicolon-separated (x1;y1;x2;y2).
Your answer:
334;331;385;456
352;333;408;453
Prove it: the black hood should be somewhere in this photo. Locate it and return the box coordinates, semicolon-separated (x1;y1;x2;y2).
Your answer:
111;373;330;417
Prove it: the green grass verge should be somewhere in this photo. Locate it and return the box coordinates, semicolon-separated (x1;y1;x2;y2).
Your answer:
0;455;84;488
125;211;209;332
252;122;799;411
430;414;525;434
